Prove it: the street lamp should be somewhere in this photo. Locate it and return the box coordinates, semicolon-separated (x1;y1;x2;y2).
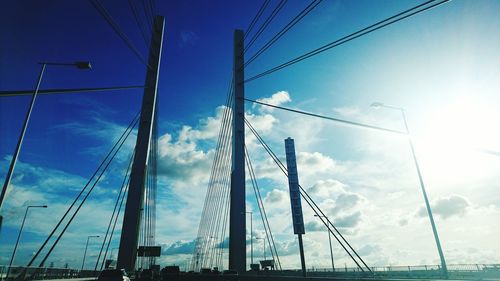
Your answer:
5;205;47;280
209;236;217;268
255;237;265;261
110;247;120;260
242;211;253;266
371;102;448;276
81;235;100;271
314;214;335;272
0;61;92;231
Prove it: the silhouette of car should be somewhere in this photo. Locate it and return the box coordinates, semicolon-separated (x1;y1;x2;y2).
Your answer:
97;269;130;281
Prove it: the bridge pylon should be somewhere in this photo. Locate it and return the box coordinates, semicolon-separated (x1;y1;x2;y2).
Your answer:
116;15;164;272
228;29;246;273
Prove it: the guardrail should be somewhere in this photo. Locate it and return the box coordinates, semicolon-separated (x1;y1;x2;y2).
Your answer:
0;266;99;281
246;263;500;280
2;263;499;281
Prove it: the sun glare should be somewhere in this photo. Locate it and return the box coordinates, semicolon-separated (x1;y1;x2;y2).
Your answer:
416;96;500;185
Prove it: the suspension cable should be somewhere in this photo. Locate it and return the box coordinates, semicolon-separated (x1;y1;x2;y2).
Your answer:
245;0;323;68
244;98;406;135
141;0;154;30
100;172;132;270
90;0;150;68
199;93;232;268
25;112;140;268
191;77;234;271
37;116;139;267
244;143;282;270
244;118;372;272
245;0;450;83
128;0;150;47
244;0;272;41
244;0;288;54
95;149;136;270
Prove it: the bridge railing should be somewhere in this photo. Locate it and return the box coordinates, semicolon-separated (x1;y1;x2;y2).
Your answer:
307;263;499;272
0;265;99;281
248;263;500;279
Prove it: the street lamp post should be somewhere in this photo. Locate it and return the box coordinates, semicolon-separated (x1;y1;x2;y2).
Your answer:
5;205;47;280
219;251;224;271
110;247;120;260
371;102;448;277
255;237;265;261
242;211;253;266
314;214;335;272
81;235;100;271
209;236;217;268
0;61;91;231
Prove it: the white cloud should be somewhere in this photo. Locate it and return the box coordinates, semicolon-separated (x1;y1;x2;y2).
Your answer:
158;133;214;184
3;90;499;269
417;194;470;220
255;91;291;112
335;211;362;229
264;189;287;204
308;179;346;198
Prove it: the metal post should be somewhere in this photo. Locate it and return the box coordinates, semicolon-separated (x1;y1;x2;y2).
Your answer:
371;102;448;278
116;16;164;272
243;211;253;267
81;235;99;271
0;64;46;230
263;238;266;260
250;212;253;265
401;111;448;278
327;228;335;272
0;62;90;231
229;29;246;273
314;214;334;272
255;237;263;263
6;205;47;280
82;237;90;271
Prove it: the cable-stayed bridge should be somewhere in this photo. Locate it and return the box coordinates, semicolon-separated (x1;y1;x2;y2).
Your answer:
1;1;499;281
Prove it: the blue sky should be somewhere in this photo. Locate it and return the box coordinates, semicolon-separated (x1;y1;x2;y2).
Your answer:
1;0;500;270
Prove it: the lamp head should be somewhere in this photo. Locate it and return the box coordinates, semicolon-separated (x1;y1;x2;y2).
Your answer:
370;102;384;109
75;61;92;70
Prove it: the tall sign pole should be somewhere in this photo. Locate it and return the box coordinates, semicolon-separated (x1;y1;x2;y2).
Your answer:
117;16;164;272
229;29;246;273
284;137;307;277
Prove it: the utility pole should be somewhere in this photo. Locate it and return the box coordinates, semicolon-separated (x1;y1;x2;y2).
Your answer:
116;16;164;272
284;138;307;277
229;29;246;273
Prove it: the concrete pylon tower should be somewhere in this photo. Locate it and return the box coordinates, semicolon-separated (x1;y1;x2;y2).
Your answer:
116;16;164;272
228;29;246;273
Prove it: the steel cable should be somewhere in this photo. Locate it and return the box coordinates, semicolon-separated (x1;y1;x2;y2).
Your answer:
25;112;140;268
244;0;323;68
90;0;151;68
245;0;450;83
244;0;288;54
37;116;139;267
244;118;371;272
94;149;136;270
244;0;271;41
